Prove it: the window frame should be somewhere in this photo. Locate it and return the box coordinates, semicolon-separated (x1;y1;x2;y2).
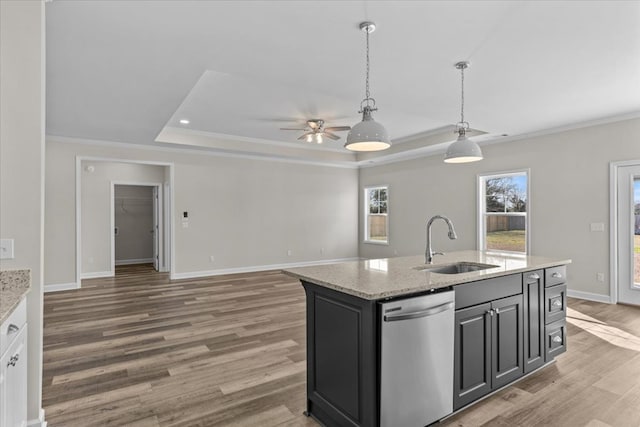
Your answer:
477;169;530;255
363;185;389;245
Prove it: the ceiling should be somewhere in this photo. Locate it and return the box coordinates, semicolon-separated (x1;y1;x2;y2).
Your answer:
45;1;640;166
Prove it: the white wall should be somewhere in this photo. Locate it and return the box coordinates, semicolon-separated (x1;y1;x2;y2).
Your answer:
360;117;640;299
0;1;45;424
80;161;165;276
114;185;154;263
45;138;359;284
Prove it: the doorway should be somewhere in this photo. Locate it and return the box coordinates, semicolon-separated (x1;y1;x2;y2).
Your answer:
612;161;640;305
113;184;160;270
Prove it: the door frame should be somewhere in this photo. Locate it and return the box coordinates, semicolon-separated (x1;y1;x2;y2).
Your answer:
75;156;174;288
111;181;163;272
609;159;640;304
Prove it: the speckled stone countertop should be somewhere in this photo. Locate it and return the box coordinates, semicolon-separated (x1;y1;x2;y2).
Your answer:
0;269;31;324
284;250;571;300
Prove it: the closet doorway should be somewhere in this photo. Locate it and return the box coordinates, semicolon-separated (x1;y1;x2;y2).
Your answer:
112;183;163;271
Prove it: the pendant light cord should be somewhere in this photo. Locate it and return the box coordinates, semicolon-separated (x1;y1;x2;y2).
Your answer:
460;65;465;125
365;28;370;102
360;24;376;112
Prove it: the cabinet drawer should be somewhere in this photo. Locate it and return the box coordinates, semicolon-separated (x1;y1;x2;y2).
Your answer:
1;298;27;356
544;284;566;325
545;266;566;287
545;319;567;362
454;274;522;310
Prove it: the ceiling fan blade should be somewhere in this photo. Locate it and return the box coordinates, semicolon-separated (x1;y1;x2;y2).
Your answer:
297;132;313;141
323;132;340;140
280;127;307;131
324;126;351;132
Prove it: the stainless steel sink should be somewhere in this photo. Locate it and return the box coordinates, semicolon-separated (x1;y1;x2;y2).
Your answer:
415;262;499;275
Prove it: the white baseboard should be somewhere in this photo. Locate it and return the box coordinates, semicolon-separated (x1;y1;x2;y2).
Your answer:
170;257;361;281
567;289;613;304
27;408;46;427
44;282;79;293
115;258;154;266
80;270;113;279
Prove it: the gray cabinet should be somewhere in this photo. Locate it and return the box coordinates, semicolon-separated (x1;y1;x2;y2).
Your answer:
544;268;567;361
453;302;492;409
453;291;524;410
523;270;545;373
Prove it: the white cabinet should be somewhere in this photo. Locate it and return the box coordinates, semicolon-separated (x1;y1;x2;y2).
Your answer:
0;299;28;427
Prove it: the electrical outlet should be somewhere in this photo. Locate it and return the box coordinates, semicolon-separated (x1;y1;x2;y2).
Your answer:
287;250;292;257
596;272;605;282
209;255;215;263
182;221;189;228
590;223;605;232
320;247;324;255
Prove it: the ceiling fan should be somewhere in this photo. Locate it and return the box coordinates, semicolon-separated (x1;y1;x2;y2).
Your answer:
280;119;351;144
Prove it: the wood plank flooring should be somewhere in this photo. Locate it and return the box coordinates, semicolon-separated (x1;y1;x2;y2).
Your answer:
43;265;640;426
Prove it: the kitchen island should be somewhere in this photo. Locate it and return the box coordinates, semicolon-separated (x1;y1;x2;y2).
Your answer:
284;250;571;427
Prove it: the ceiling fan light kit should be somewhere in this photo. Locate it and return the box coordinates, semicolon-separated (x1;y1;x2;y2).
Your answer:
345;21;391;152
444;61;483;163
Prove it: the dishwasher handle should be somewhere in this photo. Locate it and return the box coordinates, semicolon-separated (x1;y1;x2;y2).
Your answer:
384;301;454;322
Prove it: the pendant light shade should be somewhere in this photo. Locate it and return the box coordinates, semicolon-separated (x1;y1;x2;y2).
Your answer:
345;106;390;151
444;130;483;163
345;22;391;152
445;61;483;163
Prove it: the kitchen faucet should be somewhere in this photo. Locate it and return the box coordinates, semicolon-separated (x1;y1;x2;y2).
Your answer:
425;215;458;264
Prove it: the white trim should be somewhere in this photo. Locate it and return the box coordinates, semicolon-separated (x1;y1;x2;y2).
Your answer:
363;185;389;245
567;289;613;304
76;157;174;289
610;159;640;305
27;407;47;427
477;169;530;254
80;271;113;279
115;258;155;266
44;282;79;293
111;180;163;274
170;257;361;281
75;156;82;288
48;135;358;170
164;126;350;154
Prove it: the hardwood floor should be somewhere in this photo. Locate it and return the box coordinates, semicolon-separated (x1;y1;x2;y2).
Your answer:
43;265;640;426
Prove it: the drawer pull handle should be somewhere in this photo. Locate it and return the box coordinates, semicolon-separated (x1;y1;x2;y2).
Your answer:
7;324;19;335
528;273;540;280
551;272;563;279
552;300;562;308
552;336;562;343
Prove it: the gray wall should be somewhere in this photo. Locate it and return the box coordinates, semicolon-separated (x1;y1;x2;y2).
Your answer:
360;117;640;299
45;139;360;284
0;1;45;423
114;185;154;263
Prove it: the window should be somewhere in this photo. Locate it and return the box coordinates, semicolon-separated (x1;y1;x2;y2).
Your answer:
478;171;528;254
364;186;388;244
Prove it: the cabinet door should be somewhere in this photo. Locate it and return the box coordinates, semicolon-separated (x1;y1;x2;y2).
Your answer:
454;303;491;410
491;295;524;389
523;270;545;374
3;327;27;427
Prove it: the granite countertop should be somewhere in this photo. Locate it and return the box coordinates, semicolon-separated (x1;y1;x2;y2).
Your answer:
284;250;571;300
0;269;31;324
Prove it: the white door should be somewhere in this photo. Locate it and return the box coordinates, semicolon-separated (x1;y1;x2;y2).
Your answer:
152;186;159;271
617;164;640;305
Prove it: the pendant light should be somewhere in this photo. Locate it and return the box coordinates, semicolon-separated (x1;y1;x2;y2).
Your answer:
444;61;483;163
345;22;391;152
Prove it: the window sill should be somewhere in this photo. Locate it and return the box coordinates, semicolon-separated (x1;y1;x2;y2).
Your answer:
363;240;389;246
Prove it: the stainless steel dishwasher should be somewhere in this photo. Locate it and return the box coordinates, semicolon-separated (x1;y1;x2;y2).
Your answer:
380;290;455;427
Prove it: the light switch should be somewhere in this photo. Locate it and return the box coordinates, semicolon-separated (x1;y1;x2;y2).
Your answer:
0;239;15;259
590;223;605;232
